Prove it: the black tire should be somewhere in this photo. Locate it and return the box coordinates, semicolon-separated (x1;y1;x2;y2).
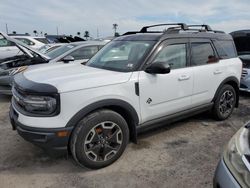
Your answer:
70;109;129;169
212;84;236;120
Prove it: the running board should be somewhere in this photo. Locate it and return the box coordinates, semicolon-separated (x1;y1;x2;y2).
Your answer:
137;103;214;133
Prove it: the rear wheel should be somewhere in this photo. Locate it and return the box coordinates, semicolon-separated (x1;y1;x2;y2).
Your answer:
70;109;129;169
212;84;236;120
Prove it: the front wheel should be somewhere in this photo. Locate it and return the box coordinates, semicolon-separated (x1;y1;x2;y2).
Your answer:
212;84;236;120
70;109;129;169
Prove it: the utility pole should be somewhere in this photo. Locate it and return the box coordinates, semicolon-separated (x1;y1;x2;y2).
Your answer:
97;28;99;38
56;26;59;36
5;23;8;34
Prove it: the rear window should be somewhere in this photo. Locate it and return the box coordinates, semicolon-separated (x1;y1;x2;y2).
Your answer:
213;40;237;59
191;43;216;66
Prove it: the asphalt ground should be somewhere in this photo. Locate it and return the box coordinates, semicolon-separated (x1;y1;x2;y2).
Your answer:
0;93;250;188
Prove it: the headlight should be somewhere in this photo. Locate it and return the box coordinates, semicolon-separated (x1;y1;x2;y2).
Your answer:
23;95;57;115
224;124;250;187
12;87;59;116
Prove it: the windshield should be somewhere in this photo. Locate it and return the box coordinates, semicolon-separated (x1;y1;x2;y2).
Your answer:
46;44;77;59
86;40;155;72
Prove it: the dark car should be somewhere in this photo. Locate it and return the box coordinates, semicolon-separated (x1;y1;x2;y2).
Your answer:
230;30;250;92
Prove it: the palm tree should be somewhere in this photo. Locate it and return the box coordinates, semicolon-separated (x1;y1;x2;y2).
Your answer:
33;30;37;36
77;32;81;37
84;31;89;40
113;23;118;36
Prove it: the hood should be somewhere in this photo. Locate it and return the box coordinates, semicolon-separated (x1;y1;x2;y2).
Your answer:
0;32;50;61
23;63;132;93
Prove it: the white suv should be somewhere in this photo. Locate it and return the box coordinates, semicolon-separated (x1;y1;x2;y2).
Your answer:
10;24;242;169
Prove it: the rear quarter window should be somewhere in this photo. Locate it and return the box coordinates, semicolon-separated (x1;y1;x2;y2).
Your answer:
213;40;237;59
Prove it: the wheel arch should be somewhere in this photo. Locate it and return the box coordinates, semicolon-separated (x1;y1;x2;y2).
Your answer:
212;76;240;107
66;99;139;143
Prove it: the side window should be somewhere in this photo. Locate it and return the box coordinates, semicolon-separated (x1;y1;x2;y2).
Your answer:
191;43;216;66
15;38;35;46
213;40;237;58
153;43;187;69
69;46;99;60
0;38;15;47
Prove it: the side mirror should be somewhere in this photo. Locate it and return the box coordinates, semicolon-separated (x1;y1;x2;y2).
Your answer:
62;55;74;63
145;62;171;74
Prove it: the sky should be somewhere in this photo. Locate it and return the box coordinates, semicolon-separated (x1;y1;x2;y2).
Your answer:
0;0;250;38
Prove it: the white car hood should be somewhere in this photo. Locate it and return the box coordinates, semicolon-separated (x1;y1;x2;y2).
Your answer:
23;63;132;93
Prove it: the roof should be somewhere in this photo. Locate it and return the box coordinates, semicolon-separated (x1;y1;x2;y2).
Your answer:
115;31;232;42
118;23;232;41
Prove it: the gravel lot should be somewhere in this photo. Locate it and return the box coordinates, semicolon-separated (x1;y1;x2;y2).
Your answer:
0;93;250;188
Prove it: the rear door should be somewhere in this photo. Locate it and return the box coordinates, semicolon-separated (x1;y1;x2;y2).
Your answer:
139;38;194;123
190;38;225;106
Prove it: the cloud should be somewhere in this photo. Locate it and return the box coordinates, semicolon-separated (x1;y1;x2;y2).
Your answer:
0;0;250;37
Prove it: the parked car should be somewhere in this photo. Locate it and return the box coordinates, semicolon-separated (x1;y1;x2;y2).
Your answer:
10;23;242;169
231;30;250;92
214;122;250;188
11;36;48;49
0;35;48;60
0;32;107;95
38;43;64;54
45;41;107;64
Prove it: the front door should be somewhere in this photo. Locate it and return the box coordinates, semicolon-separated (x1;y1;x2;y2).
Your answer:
139;39;193;123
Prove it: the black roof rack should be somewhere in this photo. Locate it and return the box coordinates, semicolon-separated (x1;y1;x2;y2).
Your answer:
187;24;213;31
140;23;188;32
122;23;188;36
122;23;225;36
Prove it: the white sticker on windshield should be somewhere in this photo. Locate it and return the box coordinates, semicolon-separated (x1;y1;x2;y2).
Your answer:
127;64;134;68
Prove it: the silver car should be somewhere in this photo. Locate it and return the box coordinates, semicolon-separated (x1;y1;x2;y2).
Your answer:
0;32;108;95
214;122;250;188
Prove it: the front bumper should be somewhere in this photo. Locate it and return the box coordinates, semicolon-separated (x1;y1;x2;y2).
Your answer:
9;105;73;156
214;158;241;188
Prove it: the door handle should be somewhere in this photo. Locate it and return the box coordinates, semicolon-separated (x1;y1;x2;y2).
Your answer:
214;70;222;75
178;75;190;81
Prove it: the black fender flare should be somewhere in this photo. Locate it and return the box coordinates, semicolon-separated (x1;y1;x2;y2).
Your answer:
212;76;240;107
66;99;139;143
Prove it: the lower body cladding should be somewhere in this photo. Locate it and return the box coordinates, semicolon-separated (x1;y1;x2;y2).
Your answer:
9;106;73;156
214;158;240;188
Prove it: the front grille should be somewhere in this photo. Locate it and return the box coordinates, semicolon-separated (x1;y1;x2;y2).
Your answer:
242;69;248;79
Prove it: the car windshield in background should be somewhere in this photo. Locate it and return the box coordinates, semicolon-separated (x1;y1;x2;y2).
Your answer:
34;38;49;44
87;40;155;72
46;44;77;59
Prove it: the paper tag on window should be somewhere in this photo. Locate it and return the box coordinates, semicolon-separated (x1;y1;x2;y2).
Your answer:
127;64;133;68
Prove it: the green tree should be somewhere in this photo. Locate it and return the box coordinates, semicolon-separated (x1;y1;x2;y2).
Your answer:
77;32;81;37
84;31;90;40
12;31;16;34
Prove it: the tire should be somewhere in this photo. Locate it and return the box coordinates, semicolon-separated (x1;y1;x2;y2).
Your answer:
212;84;236;120
70;109;129;169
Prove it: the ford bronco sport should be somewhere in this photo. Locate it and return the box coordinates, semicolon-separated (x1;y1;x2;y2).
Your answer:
9;23;242;169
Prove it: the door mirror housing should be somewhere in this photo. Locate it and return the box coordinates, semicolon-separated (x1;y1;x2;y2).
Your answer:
62;55;75;63
145;62;171;74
